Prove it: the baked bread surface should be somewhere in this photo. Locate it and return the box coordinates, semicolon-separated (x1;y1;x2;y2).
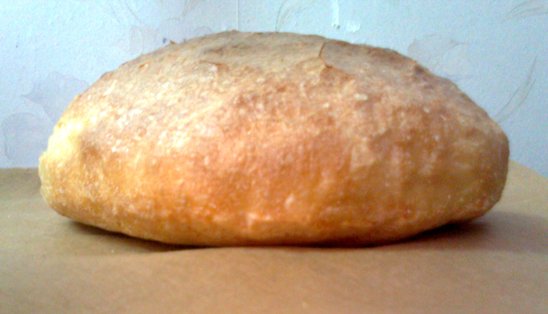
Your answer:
39;31;509;245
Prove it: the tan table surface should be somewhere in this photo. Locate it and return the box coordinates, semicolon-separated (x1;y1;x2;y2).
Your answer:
1;161;547;314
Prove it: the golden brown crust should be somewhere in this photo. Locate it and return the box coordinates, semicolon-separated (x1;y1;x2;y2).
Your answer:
39;31;509;245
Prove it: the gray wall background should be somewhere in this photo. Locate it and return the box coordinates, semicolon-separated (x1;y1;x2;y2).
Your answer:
1;0;546;175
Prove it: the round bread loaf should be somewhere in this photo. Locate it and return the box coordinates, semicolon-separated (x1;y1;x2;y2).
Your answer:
39;31;509;245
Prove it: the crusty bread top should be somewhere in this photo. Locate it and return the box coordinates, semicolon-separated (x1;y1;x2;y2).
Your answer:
39;32;508;245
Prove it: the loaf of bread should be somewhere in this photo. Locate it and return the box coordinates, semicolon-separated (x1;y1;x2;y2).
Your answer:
39;31;509;245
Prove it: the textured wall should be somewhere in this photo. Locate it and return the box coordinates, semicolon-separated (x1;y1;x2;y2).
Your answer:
1;0;547;175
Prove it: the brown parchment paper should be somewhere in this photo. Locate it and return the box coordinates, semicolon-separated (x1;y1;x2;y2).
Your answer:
1;161;547;314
